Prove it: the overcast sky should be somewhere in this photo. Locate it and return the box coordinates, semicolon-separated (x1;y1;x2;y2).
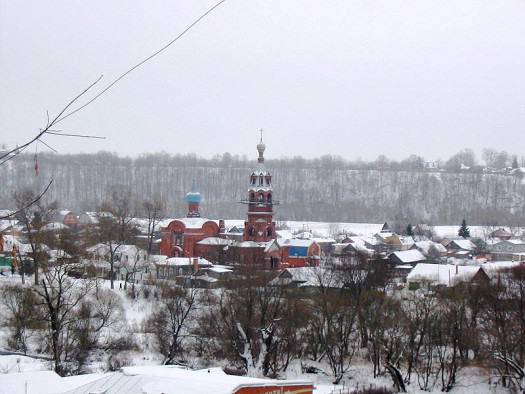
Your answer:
1;0;524;162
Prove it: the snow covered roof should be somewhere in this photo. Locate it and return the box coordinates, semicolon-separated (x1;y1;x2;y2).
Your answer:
207;266;233;274
270;267;343;288
279;238;316;247
390;250;426;263
42;222;69;231
236;241;268;248
407;263;486;286
56;365;313;394
177;217;212;228
481;261;523;277
344;242;371;253
0;219;17;232
196;237;233;246
449;239;476;251
275;229;294;239
160;257;212;267
0;209;15;218
505;239;525;245
415;241;446;254
490;228;512;237
0;370;102;394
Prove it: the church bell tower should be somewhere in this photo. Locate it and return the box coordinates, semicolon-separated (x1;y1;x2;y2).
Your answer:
240;135;280;242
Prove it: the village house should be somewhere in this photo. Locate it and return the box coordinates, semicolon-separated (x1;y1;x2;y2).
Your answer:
191;265;234;288
444;239;476;259
54;210;78;228
269;266;343;295
406;263;490;291
154;256;212;280
415;240;447;262
78;211;113;227
489;227;513;241
85;243;151;281
278;238;321;268
388;249;427;266
490;239;525;262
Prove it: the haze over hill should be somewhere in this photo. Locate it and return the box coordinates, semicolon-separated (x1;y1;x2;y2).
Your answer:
1;151;523;226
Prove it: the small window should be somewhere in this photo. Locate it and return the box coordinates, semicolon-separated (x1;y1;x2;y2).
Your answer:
259;194;264;202
267;228;272;237
249;228;255;236
496;245;502;251
267;193;272;203
507;246;513;252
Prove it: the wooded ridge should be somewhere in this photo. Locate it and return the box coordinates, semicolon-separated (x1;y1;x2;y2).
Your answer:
1;152;523;225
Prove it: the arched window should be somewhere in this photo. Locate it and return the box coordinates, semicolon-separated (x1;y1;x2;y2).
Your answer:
250;192;255;202
267;193;272;203
259;175;263;185
258;194;264;202
267;227;272;237
249;227;255;236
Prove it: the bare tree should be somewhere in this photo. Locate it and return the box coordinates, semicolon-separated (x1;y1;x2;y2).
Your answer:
86;186;138;289
12;187;58;285
32;262;95;375
0;283;44;355
141;195;165;256
145;282;198;365
306;291;359;381
207;272;290;377
66;286;127;373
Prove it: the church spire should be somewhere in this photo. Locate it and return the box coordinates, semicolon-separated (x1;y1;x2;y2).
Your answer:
257;129;266;164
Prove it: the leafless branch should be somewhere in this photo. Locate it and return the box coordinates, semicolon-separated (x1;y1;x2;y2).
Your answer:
56;0;229;123
0;76;103;164
45;131;106;139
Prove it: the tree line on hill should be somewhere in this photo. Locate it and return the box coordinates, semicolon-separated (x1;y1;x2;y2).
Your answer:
0;150;523;226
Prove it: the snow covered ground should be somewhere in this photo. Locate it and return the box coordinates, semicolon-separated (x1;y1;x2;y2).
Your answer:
0;273;517;393
0;352;510;393
1;218;523;393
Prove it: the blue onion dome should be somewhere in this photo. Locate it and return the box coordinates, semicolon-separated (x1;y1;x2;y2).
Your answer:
186;181;202;203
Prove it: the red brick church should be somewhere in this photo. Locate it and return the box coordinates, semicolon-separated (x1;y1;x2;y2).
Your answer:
159;139;320;269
